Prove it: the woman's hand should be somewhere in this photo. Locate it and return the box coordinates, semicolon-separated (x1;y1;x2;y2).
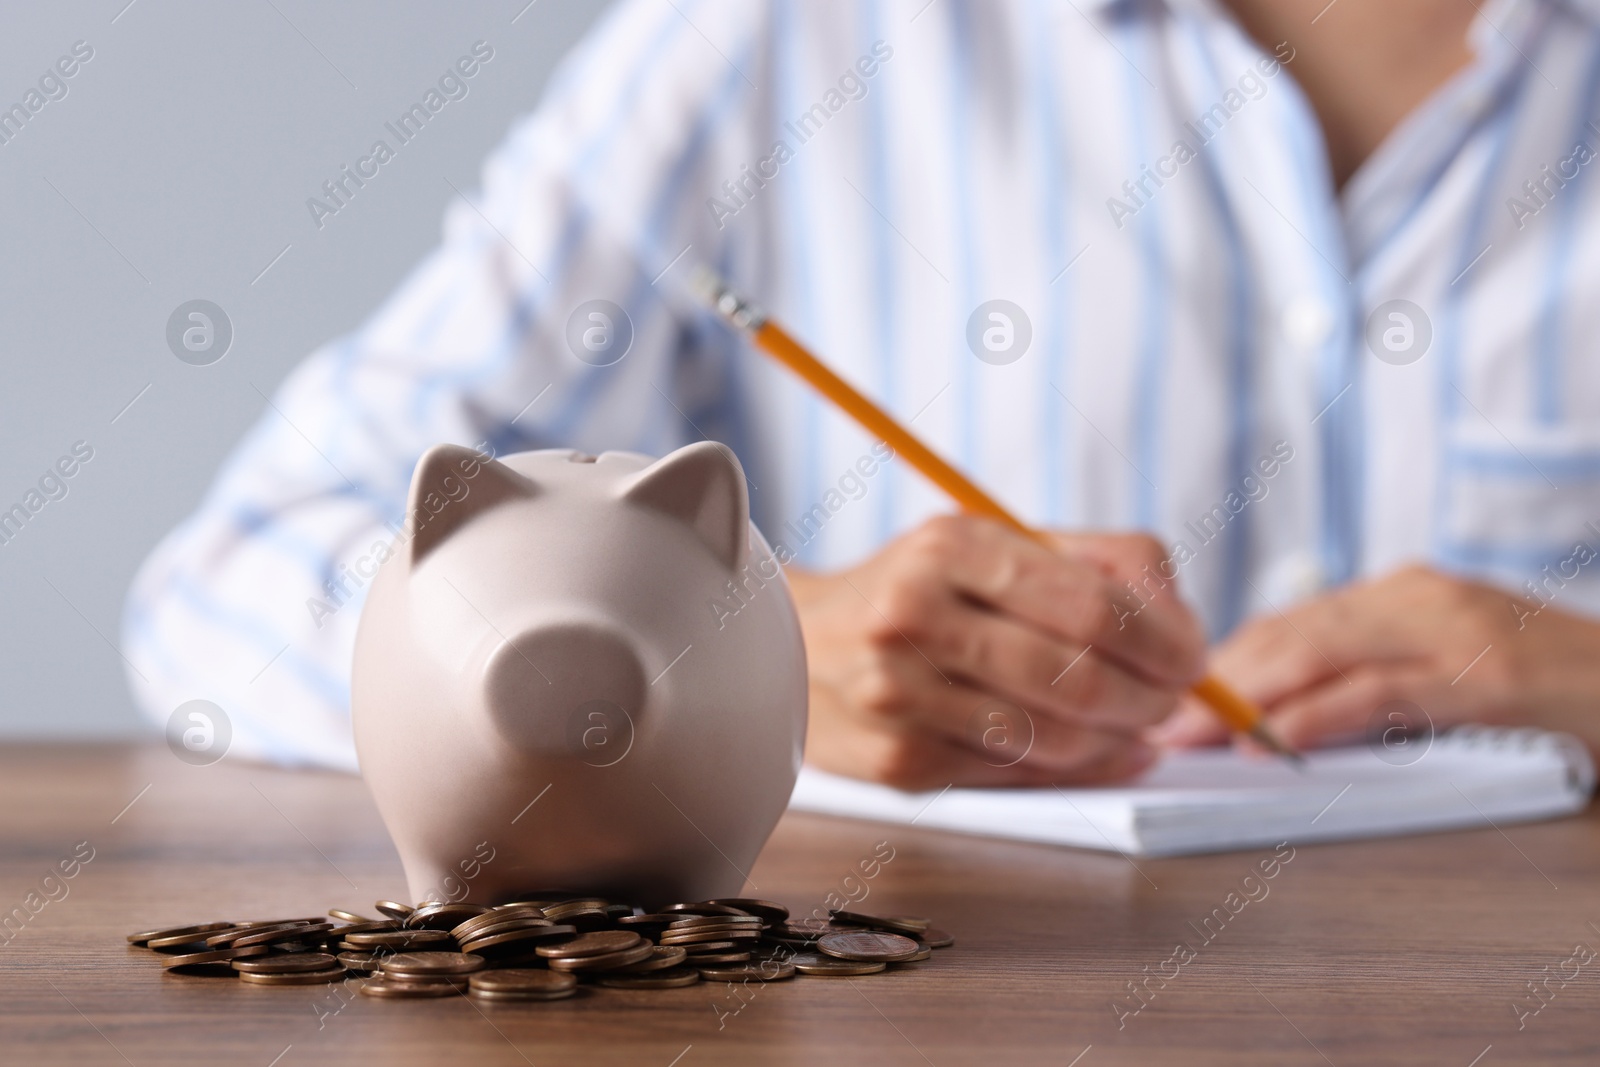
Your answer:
790;516;1206;790
1152;564;1600;755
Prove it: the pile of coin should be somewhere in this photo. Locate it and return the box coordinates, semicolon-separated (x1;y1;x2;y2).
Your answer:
127;896;952;1000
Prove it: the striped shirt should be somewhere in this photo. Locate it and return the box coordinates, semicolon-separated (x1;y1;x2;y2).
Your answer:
124;0;1600;769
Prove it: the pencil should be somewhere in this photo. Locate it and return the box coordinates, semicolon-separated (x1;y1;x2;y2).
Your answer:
691;267;1304;767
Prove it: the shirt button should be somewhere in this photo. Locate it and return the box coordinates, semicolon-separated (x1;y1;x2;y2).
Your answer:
1281;296;1333;349
1284;554;1325;600
1263;553;1326;604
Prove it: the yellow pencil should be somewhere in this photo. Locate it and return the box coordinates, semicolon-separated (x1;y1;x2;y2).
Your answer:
691;268;1303;766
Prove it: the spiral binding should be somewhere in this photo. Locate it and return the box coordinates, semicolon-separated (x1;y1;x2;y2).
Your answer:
1442;725;1596;795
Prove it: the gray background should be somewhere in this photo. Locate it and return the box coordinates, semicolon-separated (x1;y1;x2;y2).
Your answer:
0;0;611;738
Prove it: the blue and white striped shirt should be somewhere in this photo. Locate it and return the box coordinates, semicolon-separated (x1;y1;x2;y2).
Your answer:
125;0;1600;769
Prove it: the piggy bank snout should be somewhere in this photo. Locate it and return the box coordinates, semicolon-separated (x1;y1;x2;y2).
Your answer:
483;621;646;761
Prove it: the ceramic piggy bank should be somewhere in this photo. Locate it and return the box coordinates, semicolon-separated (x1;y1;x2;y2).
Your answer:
352;441;807;906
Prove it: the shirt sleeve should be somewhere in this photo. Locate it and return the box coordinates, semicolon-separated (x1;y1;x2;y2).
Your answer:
121;0;777;770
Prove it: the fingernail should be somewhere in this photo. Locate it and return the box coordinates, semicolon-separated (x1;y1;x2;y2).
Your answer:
1146;713;1204;746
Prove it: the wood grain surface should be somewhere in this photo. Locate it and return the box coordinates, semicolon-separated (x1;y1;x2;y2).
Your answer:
1;743;1598;1066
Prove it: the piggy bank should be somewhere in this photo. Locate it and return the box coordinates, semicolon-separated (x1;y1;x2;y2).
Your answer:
351;441;807;906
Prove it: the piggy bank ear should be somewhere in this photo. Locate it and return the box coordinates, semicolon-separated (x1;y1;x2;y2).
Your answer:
618;441;748;571
407;444;536;566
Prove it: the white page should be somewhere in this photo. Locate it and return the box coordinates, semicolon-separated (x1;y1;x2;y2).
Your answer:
787;728;1596;857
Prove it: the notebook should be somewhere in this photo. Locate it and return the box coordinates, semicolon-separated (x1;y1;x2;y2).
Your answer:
786;726;1597;857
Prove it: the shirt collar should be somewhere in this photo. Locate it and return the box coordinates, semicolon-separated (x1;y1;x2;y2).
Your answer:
1072;0;1600;24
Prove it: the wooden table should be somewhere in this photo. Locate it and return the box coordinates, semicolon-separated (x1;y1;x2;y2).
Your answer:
2;743;1598;1065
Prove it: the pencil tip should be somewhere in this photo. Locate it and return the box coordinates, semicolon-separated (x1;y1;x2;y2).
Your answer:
689;268;768;331
1248;722;1306;769
687;264;722;304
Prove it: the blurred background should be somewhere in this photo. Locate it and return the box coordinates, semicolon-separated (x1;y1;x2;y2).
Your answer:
0;0;610;738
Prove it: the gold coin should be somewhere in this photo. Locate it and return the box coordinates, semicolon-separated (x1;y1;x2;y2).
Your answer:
696;960;796;982
706;898;790;923
128;922;235;947
467;970;578;997
328;920;400;935
595;967;701;989
752;956;800;979
452;916;552;944
615;914;677;936
664;925;762;940
540;901;611;928
918;927;955;949
662;918;762;932
461;924;577;955
816;930;921;963
765;934;823;948
161;945;269;974
666;914;762;930
545;908;609;931
148;927;250;952
829;910;929;936
895;946;933;963
374;900;414;919
337;951;381;974
660;902;750;917
610;946;689;973
535;930;641;959
378;972;471;991
768;918;833;943
343;928;452;949
468;987;578;1002
664;927;763;941
238;966;346;985
682;950;751;964
546;941;655;972
358;977;458;998
541;898;610;915
227;921;332;947
328;908;371;924
689;938;758;952
231;917;325;930
379;952;486;977
203;921;318;953
658;929;760;946
790;952;887;977
452;907;546;941
233;952;339;974
405;903;489;930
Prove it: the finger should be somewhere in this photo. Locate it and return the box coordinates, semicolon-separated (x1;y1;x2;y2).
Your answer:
1045;529;1209;683
910;597;1182;733
1217;570;1461;707
1045;530;1178;589
807;713;1155;791
1262;664;1438;750
1040;739;1160;785
902;517;1205;685
1144;693;1232;749
840;652;1161;774
1211;605;1356;709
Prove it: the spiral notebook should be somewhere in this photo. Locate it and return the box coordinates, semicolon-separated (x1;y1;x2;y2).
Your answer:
787;727;1597;857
